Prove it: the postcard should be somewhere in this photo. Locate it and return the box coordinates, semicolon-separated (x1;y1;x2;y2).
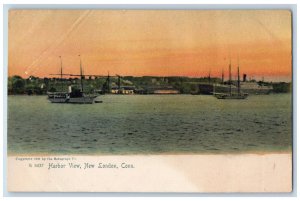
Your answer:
7;9;292;192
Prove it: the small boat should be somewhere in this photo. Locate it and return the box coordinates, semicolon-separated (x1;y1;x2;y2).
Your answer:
47;55;98;104
214;92;248;99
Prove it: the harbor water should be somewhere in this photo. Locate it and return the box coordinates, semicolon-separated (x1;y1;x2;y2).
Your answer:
8;94;292;155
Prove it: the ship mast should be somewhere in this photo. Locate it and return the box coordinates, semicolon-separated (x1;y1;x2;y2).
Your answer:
107;71;110;93
59;56;63;92
229;58;232;95
237;55;241;95
221;68;224;84
79;55;84;92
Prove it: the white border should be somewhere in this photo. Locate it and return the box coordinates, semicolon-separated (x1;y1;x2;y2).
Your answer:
1;1;298;200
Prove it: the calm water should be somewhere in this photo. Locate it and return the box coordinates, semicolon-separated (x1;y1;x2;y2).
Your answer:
8;94;292;155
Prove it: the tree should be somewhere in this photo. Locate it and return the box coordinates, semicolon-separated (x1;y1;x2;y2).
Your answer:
48;87;57;92
11;75;25;94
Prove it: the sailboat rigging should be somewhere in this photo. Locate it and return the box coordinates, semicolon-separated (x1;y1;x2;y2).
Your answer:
47;55;98;104
214;58;248;99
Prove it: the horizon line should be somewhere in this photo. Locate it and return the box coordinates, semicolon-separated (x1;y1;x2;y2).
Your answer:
8;74;292;83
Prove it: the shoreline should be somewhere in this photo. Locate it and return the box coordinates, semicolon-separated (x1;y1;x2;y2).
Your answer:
7;92;292;96
7;148;292;157
7;151;293;157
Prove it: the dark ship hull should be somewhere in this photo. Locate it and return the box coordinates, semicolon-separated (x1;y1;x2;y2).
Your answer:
214;93;248;99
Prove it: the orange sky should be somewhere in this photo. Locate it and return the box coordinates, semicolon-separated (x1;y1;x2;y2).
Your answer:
8;10;292;81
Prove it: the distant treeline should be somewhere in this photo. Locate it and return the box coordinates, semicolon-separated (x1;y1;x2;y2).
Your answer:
8;75;291;95
272;82;292;93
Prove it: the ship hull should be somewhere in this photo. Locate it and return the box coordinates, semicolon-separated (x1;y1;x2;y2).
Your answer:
214;93;248;99
194;84;272;95
47;92;97;104
48;97;95;104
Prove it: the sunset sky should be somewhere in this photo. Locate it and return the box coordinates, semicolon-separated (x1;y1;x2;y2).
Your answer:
8;10;292;81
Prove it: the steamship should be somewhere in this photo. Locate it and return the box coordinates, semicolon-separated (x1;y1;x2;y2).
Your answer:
47;56;98;104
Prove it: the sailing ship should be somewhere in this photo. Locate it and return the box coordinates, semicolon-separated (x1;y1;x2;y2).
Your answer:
214;59;248;99
47;55;98;104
